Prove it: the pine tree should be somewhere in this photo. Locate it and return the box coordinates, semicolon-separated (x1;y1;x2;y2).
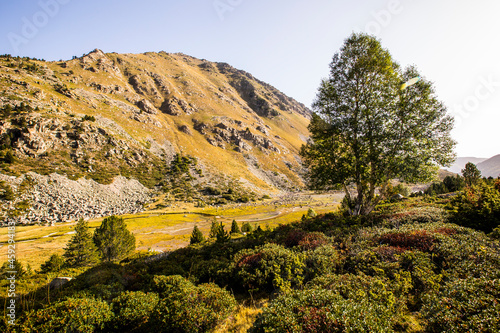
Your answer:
63;218;100;267
306;208;317;218
190;225;205;244
1;260;26;279
241;222;253;233
230;220;240;234
93;215;136;262
209;218;219;239
215;222;230;243
40;254;65;273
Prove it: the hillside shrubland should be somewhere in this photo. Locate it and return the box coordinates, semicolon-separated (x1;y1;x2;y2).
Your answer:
2;181;500;332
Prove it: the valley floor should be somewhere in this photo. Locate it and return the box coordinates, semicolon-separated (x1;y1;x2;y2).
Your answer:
0;191;342;270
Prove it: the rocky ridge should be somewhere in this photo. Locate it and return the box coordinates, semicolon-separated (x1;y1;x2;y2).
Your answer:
0;50;311;224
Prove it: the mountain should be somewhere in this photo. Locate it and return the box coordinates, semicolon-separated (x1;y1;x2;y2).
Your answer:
0;50;311;224
477;154;500;178
446;155;500;178
446;157;488;174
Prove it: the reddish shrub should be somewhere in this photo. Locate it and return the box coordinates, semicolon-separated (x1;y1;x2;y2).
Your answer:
373;245;406;262
377;230;437;252
283;230;328;250
283;230;307;248
236;252;262;269
433;227;457;236
298;307;344;333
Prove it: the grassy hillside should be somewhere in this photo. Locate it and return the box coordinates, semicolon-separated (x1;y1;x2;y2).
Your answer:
0;51;311;199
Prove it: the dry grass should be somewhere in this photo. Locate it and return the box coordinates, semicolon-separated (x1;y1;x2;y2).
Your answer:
215;300;268;333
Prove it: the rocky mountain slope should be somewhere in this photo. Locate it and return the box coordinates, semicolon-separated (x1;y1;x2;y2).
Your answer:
0;50;311;224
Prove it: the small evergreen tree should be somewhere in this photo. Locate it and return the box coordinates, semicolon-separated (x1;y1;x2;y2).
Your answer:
0;183;15;201
230;220;240;234
462;162;482;187
209;218;219;239
93;215;136;262
443;175;465;192
1;260;26;279
4;150;14;164
306;208;318;218
241;222;253;233
216;222;230;243
190;225;205;245
40;254;65;273
64;219;99;267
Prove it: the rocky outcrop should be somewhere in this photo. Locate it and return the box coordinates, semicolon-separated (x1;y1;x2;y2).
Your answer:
160;97;196;115
49;277;73;289
136;99;158;114
80;49;122;76
192;117;280;153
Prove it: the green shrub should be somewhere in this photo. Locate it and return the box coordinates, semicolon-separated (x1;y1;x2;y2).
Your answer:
233;243;305;292
110;291;159;331
150;275;236;333
449;182;500;233
25;297;113;333
421;277;500;332
303;245;341;280
82;115;96;122
282;229;328;250
306;207;317;218
250;288;395;332
377;230;437;253
379;206;448;227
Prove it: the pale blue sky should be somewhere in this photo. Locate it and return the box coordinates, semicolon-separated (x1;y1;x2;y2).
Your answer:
1;0;499;157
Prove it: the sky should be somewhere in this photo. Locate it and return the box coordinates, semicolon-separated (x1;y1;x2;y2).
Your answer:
0;0;499;158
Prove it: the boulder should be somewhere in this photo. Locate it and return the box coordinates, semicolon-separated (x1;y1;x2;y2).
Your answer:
49;277;73;289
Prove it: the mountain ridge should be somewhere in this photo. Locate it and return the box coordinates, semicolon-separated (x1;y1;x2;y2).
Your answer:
446;155;500;178
0;49;312;223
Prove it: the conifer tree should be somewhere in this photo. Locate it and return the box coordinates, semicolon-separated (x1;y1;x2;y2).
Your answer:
40;254;65;273
93;215;136;262
216;222;230;243
190;225;205;245
209;218;219;239
241;222;253;233
230;219;240;234
64;218;100;267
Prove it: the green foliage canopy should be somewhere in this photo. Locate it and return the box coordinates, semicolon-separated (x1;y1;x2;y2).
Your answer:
462;162;482;187
300;33;455;215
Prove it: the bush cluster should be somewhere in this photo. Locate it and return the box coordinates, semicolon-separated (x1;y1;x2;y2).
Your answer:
8;197;500;332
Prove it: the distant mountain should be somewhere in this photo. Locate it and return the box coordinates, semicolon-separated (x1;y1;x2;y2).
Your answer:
446;155;500;178
477;155;500;178
446;157;488;174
